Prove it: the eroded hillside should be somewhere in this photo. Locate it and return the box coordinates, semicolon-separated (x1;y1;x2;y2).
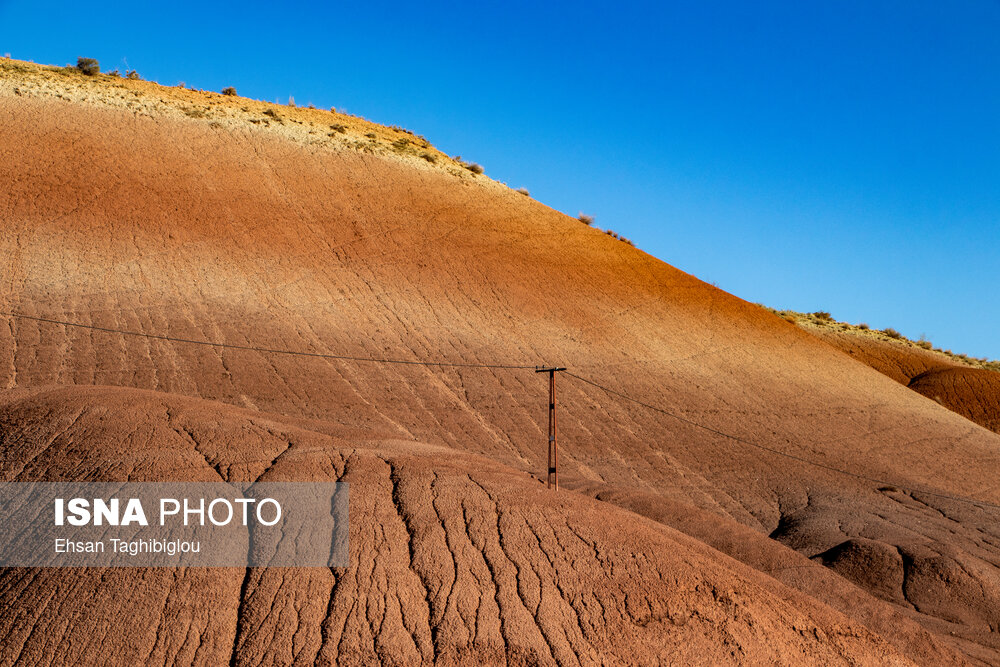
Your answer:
2;58;999;664
783;310;1000;436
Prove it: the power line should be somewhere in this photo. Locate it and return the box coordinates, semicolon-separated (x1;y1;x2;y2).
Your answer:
564;371;1000;511
0;312;539;370
4;310;997;511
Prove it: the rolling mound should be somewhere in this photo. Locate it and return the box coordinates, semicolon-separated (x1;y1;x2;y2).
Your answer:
2;58;1000;663
909;368;1000;435
0;385;914;665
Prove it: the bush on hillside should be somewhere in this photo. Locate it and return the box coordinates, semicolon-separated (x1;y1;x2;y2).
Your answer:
126;70;141;80
516;187;530;196
465;162;484;175
812;311;833;321
221;86;237;96
884;327;902;339
578;213;595;225
76;57;99;76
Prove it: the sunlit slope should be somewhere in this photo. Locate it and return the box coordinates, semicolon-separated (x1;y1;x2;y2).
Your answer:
797;316;1000;436
2;60;1000;661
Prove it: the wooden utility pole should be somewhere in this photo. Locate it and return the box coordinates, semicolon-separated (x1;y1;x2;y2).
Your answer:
535;367;566;490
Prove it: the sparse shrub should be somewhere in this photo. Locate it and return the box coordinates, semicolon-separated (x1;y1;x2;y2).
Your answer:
288;96;295;107
516;187;530;196
884;327;902;339
126;70;141;80
221;86;237;96
420;152;437;163
812;311;833;321
365;132;377;139
621;237;634;246
392;137;411;150
578;213;595;225
916;340;932;350
465;162;484;174
76;57;99;76
105;68;120;77
857;323;869;330
329;123;346;133
262;109;279;118
308;103;316;109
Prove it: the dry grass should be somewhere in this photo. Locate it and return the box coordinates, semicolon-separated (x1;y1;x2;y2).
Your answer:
0;57;486;183
760;306;1000;372
0;56;653;254
76;57;99;76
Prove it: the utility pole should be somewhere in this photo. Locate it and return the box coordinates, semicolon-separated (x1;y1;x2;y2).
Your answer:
535;366;567;490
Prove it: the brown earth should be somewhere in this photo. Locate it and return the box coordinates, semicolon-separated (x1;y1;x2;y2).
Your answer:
909;368;1000;436
800;319;1000;436
2;59;1000;664
802;325;958;385
0;385;916;665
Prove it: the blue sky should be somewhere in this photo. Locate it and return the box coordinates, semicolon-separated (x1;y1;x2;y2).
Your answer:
2;1;998;358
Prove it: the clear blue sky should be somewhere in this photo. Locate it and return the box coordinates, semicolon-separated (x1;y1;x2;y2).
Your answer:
3;1;998;359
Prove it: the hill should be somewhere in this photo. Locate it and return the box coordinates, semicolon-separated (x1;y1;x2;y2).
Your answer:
2;58;999;664
782;310;1000;436
0;385;920;664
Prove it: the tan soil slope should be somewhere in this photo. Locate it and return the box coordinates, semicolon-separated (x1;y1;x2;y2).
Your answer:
0;385;913;665
803;326;959;385
798;317;1000;436
2;60;1000;662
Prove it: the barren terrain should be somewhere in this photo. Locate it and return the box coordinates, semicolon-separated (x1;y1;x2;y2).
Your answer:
1;59;999;665
791;313;1000;436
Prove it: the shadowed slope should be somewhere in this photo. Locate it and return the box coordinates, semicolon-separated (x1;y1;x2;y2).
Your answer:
2;60;1000;662
798;318;1000;436
0;386;918;665
909;368;1000;435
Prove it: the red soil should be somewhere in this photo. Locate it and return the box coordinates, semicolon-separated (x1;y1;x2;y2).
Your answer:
0;385;918;665
909;367;1000;435
807;326;1000;436
1;60;999;664
805;329;956;385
